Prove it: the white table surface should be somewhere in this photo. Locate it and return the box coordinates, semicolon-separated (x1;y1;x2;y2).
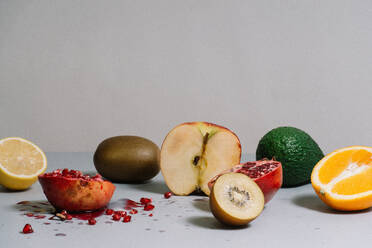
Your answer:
1;152;371;248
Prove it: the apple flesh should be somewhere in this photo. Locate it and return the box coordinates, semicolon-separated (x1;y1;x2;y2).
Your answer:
160;122;241;195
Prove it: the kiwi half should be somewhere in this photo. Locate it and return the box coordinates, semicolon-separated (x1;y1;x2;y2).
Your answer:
209;172;264;226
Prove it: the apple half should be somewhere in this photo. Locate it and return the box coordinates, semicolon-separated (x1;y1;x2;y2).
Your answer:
160;122;241;196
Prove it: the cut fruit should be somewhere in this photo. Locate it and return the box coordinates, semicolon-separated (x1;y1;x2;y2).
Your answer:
311;146;372;211
38;169;115;212
0;137;47;190
210;172;264;226
208;159;282;203
160;122;241;196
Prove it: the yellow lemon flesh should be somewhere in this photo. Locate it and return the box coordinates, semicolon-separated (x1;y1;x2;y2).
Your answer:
0;137;47;190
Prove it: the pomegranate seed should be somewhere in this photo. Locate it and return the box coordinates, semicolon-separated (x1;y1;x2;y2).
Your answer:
149;213;153;217
114;211;125;216
130;209;138;214
88;218;97;225
164;192;172;199
121;211;127;217
26;213;34;217
66;214;72;220
112;214;121;221
123;215;131;223
61;210;68;216
62;168;69;176
35;215;46;219
144;204;155;211
140;197;152;205
105;209;114;215
22;224;33;234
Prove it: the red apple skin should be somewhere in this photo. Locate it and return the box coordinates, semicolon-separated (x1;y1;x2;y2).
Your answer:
38;175;115;212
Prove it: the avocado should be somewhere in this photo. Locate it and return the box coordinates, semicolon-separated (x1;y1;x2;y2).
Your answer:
256;127;324;187
94;136;160;183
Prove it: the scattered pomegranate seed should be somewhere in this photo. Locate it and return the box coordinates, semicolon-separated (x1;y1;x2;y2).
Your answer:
112;214;121;221
66;214;72;220
114;210;125;216
164;192;172;199
149;214;153;217
26;213;34;217
130;209;138;214
144;204;155;211
22;224;33;234
88;218;97;225
123;215;131;223
105;209;114;215
140;197;152;205
35;215;46;219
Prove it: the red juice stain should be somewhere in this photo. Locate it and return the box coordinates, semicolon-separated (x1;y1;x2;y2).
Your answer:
43;222;51;225
70;209;105;220
123;199;142;210
35;215;46;219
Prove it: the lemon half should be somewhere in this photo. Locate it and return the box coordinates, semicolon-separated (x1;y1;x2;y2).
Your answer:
0;137;47;190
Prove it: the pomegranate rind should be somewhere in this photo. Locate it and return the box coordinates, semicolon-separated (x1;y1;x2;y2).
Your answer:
38;173;115;212
208;159;282;203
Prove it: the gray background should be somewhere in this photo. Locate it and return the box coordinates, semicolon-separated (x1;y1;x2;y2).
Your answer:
0;0;371;153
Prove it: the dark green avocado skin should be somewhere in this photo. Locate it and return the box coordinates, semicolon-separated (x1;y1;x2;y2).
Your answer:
94;136;160;183
256;127;324;187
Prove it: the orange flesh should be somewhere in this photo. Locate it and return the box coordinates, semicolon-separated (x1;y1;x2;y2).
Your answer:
318;149;372;194
331;167;372;195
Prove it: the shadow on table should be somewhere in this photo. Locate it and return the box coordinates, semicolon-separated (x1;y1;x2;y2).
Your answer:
292;194;372;214
124;180;170;194
191;197;210;212
186;216;250;230
0;185;30;193
13;200;54;214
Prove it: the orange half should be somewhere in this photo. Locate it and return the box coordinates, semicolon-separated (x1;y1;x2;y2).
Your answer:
311;146;372;211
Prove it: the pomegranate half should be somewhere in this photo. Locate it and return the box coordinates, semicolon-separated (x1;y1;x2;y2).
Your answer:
38;169;115;212
208;159;282;203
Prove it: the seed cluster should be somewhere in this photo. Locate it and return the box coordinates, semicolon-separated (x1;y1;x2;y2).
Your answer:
43;169;103;181
227;186;250;207
239;162;279;179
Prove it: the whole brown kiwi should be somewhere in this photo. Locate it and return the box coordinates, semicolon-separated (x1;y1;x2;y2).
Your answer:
94;136;160;183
